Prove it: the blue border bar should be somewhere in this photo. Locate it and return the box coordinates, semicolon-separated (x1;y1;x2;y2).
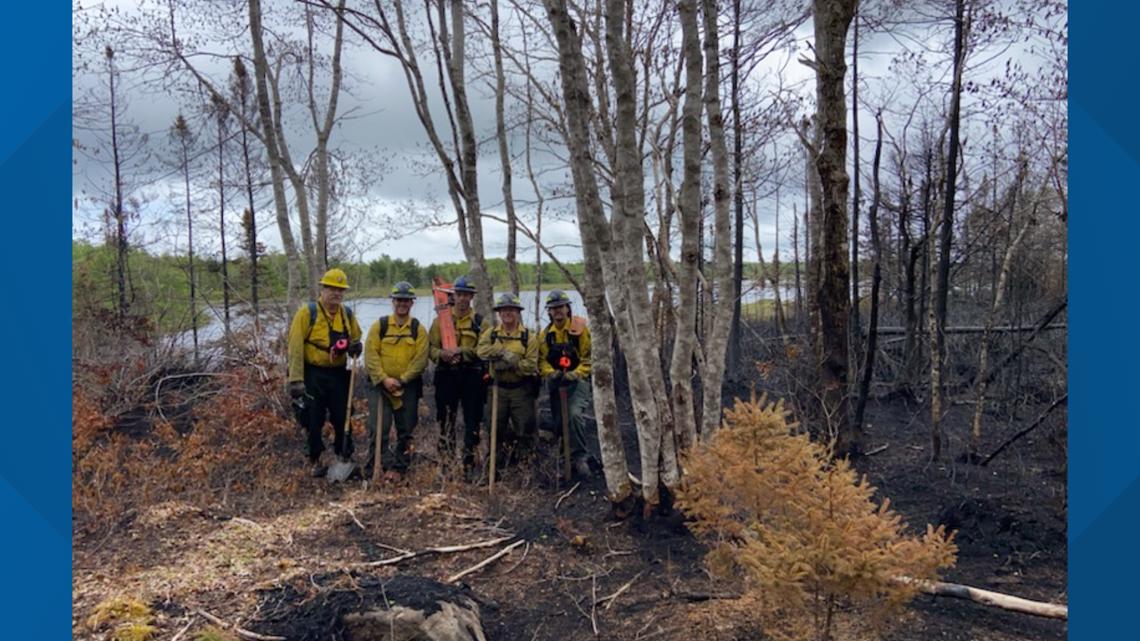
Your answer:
1070;1;1137;638
0;3;71;636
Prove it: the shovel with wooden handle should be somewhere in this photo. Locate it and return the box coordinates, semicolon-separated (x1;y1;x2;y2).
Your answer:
372;384;385;486
558;355;572;482
488;373;499;494
327;356;358;483
554;353;570;479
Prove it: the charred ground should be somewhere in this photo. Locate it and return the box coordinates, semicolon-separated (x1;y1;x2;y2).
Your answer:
73;339;1066;641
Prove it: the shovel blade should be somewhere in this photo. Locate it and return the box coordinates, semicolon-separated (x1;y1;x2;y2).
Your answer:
326;459;356;483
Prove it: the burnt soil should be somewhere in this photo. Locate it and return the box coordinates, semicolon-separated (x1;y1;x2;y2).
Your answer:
73;366;1067;641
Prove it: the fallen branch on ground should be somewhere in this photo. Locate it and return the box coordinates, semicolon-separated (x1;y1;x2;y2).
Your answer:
590;574;599;636
196;609;286;641
362;535;513;567
596;571;644;611
900;577;1068;619
864;444;890;456
982;394;1068;466
330;502;366;531
446;539;526;583
555;482;581;510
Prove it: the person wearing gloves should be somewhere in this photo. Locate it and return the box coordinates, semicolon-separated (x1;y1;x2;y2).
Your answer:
364;281;429;482
475;293;540;470
537;289;596;478
286;268;363;477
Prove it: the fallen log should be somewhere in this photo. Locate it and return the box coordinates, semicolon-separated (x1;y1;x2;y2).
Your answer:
875;323;1065;335
901;578;1068;620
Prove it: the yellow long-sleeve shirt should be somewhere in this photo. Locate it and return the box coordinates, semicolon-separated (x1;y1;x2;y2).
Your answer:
287;302;363;382
538;317;592;379
475;323;538;384
364;315;429;385
428;308;483;365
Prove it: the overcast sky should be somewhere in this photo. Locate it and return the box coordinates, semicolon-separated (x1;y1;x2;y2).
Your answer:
72;0;1058;266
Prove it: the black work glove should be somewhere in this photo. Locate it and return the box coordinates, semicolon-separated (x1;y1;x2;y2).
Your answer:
347;341;363;358
288;381;306;399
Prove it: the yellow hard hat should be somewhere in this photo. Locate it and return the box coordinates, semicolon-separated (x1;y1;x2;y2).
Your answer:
319;268;350;289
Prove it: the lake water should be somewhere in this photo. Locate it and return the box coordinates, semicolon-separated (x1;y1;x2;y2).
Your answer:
178;281;794;351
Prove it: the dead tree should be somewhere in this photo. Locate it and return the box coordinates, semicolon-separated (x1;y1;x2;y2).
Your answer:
171;113;199;363
807;0;857;455
930;0;970;461
209;93;232;338
853;112;884;436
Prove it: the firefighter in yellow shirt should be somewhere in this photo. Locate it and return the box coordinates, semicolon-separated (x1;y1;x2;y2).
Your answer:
364;281;429;482
286;268;363;477
428;275;486;477
538;290;595;478
476;293;539;471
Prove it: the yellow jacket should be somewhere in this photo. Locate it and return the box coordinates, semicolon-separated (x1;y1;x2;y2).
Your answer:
365;315;429;385
287;302;363;382
538;317;592;379
476;324;538;384
428;309;483;365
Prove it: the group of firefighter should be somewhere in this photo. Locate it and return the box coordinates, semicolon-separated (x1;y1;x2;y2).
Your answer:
286;268;596;484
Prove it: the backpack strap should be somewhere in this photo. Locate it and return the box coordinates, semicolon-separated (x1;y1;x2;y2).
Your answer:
491;326;529;344
543;322;579;351
379;316;420;340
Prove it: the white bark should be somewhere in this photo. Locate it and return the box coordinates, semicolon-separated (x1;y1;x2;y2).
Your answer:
698;0;735;440
545;0;632;503
605;0;678;499
671;0;703;452
247;0;302;308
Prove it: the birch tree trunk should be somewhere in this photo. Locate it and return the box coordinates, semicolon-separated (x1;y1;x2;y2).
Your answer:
970;161;1031;460
521;23;545;326
267;62;319;299
306;0;346;272
545;0;632;505
811;0;857;455
671;0;703;452
490;0;520;294
365;0;492;314
212;96;232;339
604;0;677;499
446;0;493;313
697;0;735;441
247;0;301;308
